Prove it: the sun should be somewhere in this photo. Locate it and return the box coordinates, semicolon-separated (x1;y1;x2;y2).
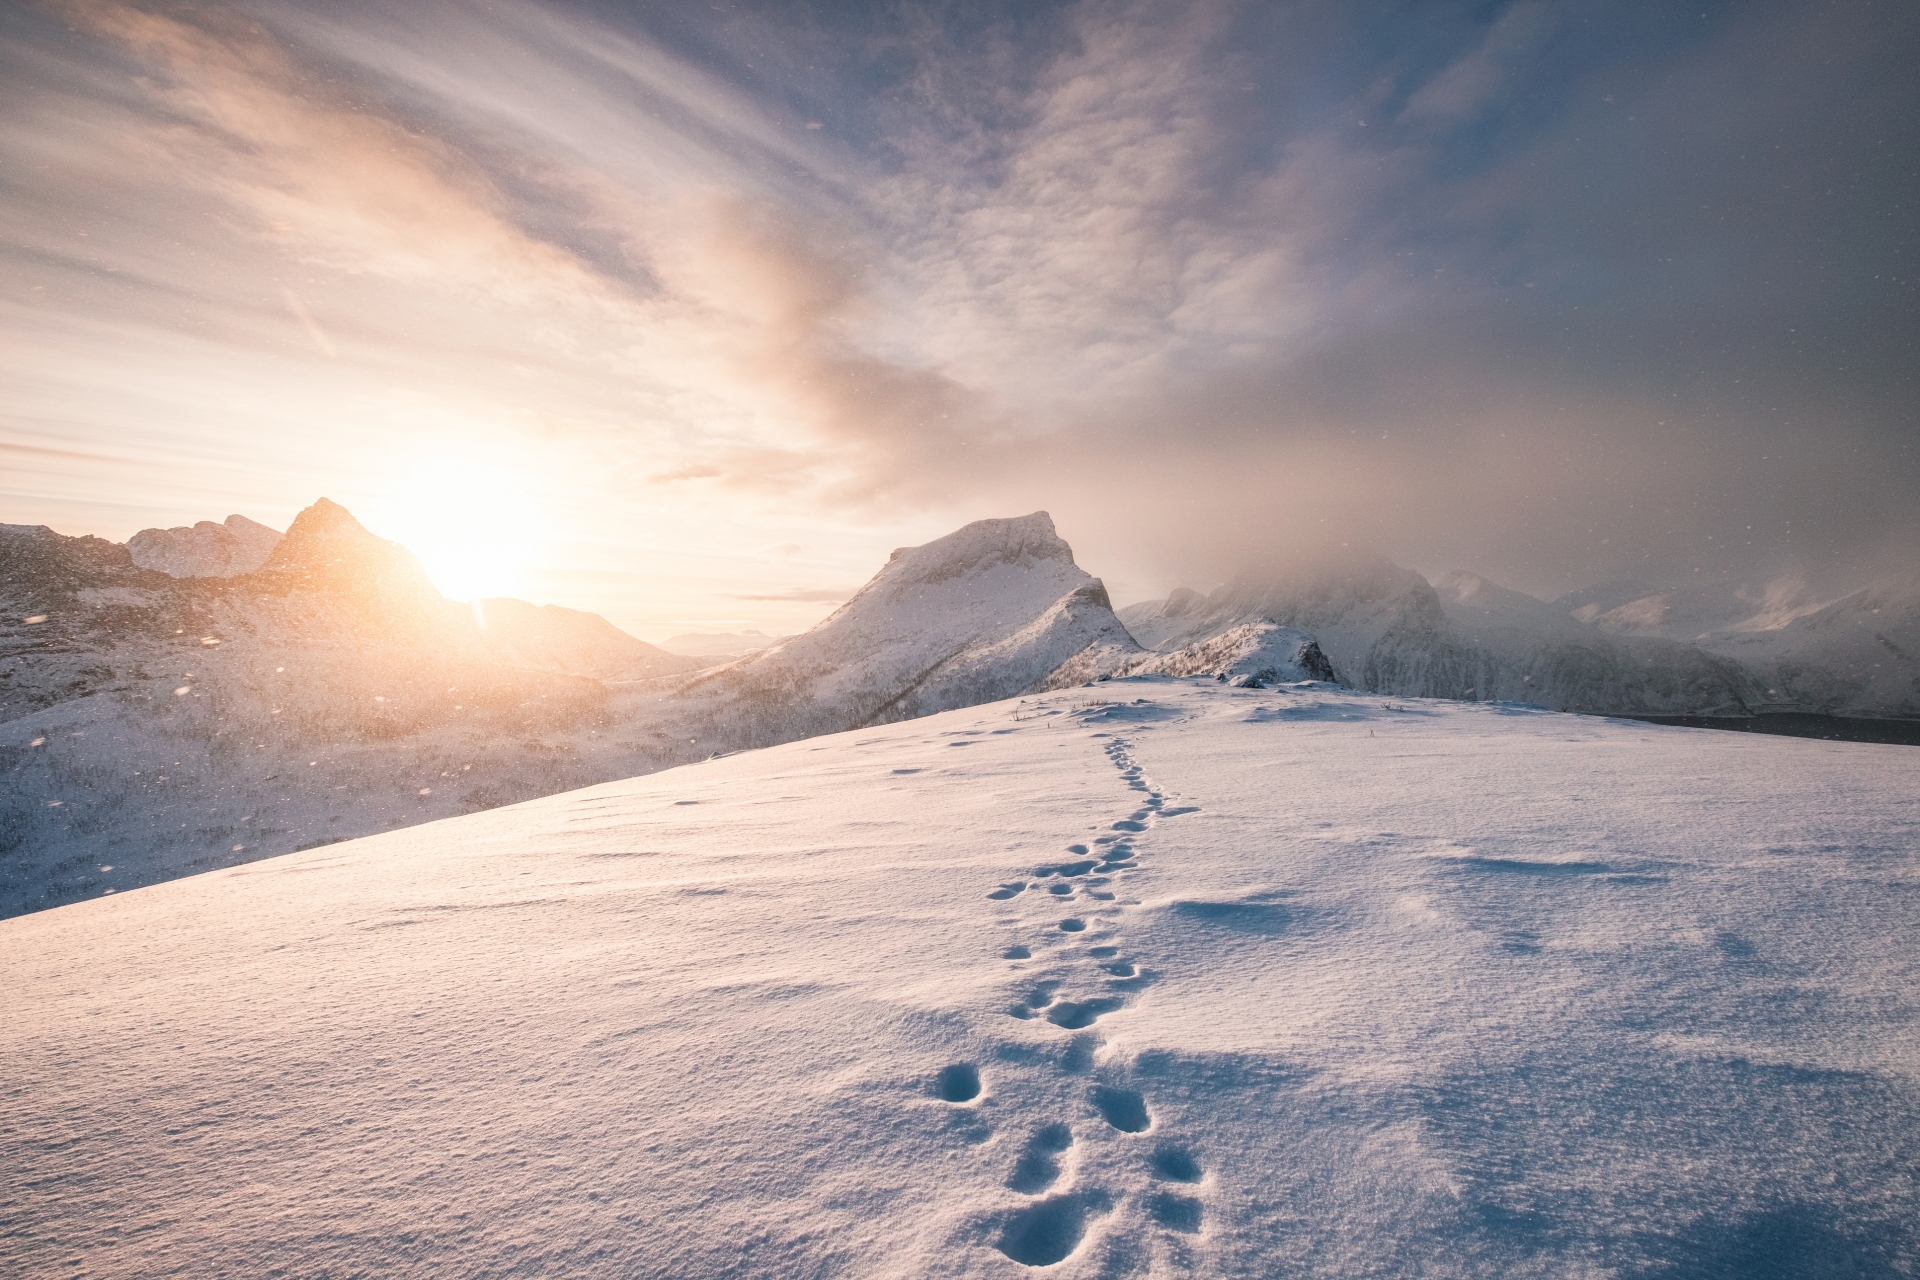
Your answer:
363;452;549;603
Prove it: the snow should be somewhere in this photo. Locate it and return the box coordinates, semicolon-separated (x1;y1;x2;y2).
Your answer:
670;513;1139;741
1124;553;1920;719
4;679;1916;1277
1118;621;1335;686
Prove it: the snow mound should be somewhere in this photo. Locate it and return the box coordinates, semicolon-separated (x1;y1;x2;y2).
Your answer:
127;514;281;578
1122;620;1338;686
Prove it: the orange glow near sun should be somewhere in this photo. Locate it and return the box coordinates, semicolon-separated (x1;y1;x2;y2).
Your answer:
363;451;550;603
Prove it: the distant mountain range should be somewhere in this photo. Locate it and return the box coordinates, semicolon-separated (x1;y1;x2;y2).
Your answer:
1119;552;1920;720
3;499;1914;916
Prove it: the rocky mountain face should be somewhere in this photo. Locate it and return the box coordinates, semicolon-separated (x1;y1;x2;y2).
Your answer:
127;514;282;577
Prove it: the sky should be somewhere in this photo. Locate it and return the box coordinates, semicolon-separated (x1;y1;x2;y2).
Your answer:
2;0;1915;638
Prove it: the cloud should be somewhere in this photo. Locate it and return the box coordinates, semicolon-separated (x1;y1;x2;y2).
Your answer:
7;0;1916;620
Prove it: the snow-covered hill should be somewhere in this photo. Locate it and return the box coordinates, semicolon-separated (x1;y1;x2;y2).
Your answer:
4;679;1914;1277
127;513;282;577
1118;621;1336;686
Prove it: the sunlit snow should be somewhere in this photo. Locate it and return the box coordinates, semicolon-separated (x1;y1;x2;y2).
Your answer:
4;679;1915;1276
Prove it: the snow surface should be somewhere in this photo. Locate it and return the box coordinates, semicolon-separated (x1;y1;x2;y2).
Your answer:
4;678;1916;1277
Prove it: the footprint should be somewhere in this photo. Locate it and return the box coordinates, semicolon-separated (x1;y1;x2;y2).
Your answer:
1151;1145;1202;1182
1046;997;1123;1030
1003;945;1032;960
1065;844;1089;855
1034;859;1098;879
1058;919;1087;933
1010;982;1061;1019
1149;1192;1203;1234
935;1064;981;1103
1087;946;1119;958
1112;820;1146;832
1048;884;1073;896
1102;961;1135;977
988;882;1028;900
1006;1122;1073;1194
1090;1086;1150;1132
997;1192;1100;1267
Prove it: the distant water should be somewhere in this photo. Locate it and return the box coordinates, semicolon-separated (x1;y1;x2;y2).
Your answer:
1623;713;1920;747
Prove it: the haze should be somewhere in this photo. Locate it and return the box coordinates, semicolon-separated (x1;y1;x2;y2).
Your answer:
3;0;1914;637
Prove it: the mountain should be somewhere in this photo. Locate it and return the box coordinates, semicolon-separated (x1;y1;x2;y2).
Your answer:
1541;571;1920;717
6;678;1914;1276
473;598;700;681
1;505;1141;915
126;513;282;577
668;513;1140;744
0;500;701;915
1124;551;1770;716
1690;575;1920;717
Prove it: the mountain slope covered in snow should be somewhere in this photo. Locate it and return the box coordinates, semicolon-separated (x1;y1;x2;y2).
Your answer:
1;507;1141;914
1123;552;1770;716
668;513;1140;745
4;679;1914;1277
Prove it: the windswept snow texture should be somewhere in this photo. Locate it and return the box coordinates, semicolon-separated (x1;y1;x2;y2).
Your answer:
676;512;1138;740
4;679;1916;1277
127;514;282;578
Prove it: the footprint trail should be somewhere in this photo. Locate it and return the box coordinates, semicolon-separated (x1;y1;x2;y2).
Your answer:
951;702;1211;1265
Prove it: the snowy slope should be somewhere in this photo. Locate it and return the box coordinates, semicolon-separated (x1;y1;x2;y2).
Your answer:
127;514;282;578
1129;554;1767;716
1695;576;1920;717
3;679;1915;1277
671;513;1140;743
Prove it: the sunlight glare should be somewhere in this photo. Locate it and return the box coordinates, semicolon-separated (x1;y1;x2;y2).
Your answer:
367;452;549;603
